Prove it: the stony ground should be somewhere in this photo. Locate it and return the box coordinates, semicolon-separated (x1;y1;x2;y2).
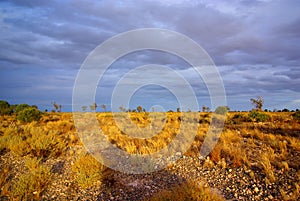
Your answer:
0;112;299;200
1;141;299;201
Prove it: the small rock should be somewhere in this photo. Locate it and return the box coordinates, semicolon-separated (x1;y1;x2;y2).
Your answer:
175;152;182;157
254;187;259;193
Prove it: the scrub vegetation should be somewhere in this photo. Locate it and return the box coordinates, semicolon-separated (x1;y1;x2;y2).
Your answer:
0;100;299;200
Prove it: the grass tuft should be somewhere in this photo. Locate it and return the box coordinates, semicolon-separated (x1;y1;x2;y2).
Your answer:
145;180;224;201
11;163;51;200
72;154;106;188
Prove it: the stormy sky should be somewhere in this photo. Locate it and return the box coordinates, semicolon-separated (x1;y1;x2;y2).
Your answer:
0;0;300;111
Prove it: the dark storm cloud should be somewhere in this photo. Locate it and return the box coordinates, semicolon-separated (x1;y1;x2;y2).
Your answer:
0;0;300;110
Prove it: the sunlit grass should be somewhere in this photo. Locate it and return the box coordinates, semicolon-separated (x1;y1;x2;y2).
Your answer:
0;111;299;199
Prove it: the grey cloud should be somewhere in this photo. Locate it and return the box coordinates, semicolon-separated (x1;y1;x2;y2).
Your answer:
0;0;300;110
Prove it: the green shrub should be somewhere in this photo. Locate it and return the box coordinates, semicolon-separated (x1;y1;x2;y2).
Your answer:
15;104;31;113
249;110;270;122
292;111;300;121
215;106;229;115
0;100;12;115
17;108;42;122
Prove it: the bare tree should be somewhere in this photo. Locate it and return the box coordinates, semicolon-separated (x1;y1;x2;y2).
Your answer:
52;102;59;112
250;96;264;111
101;104;106;112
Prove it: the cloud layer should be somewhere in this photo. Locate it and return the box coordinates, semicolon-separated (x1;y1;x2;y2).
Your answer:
0;0;299;111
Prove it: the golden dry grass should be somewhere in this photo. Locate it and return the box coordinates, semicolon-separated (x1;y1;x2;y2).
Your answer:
72;153;106;188
0;111;299;200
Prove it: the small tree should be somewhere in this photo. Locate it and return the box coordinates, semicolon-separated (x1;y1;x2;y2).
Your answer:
137;106;143;113
90;102;97;111
81;106;87;112
119;106;126;112
250;96;264;111
177;108;181;112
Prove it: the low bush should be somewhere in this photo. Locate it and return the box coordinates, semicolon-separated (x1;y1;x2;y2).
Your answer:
215;106;229;115
249;110;270;122
15;104;31;113
229;114;252;124
17;107;42;122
